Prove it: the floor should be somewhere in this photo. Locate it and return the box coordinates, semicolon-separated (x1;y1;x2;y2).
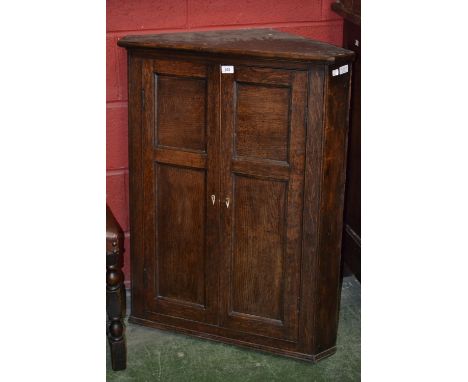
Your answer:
106;275;360;381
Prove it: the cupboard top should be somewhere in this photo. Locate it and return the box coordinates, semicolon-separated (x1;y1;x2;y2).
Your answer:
117;29;354;63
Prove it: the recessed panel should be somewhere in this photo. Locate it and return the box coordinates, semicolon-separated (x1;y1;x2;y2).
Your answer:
156;164;206;306
235;83;290;162
231;175;287;321
156;75;207;152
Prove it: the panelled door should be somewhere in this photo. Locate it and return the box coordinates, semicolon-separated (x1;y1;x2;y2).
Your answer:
219;66;308;341
141;58;220;325
140;58;307;336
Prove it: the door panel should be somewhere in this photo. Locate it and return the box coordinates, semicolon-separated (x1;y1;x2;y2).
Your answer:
220;66;308;341
155;164;207;307
142;59;219;324
231;175;287;322
156;75;207;152
235;84;290;161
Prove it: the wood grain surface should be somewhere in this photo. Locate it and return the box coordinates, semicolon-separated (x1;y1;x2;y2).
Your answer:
118;29;354;63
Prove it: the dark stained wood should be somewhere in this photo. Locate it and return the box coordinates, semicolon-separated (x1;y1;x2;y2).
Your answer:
231;157;290;181
235;66;292;86
127;53;145;319
342;20;361;281
155;164;207;306
118;29;354;64
156;75;207;152
120;30;353;362
153;58;207;78
106;205;127;371
141;58;220;325
106;205;124;251
343;20;361;280
331;1;361;25
342;224;361;280
219;65;307;342
299;66;326;355
310;64;352;355
153;148;207;169
333;1;361;281
131;48;312;70
231;176;287;321
235;82;290;161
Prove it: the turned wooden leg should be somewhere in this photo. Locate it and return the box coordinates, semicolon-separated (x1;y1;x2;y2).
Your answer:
106;239;127;371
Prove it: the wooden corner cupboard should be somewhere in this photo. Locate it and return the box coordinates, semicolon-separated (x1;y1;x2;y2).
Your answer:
118;29;354;363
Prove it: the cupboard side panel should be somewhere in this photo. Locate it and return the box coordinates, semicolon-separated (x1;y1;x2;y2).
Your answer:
311;64;352;356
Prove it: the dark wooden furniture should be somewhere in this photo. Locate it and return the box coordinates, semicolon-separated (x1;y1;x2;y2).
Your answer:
106;205;126;370
118;29;354;362
332;1;361;281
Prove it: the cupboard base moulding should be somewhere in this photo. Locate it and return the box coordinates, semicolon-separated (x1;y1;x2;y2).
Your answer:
129;315;337;363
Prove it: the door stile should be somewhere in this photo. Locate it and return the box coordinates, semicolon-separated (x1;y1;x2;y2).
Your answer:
204;64;222;324
219;65;235;328
281;70;308;339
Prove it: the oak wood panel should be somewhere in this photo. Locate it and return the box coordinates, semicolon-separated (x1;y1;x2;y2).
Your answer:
310;64;352;355
235;82;290;162
156;75;207;152
155;164;207;306
231;175;287;322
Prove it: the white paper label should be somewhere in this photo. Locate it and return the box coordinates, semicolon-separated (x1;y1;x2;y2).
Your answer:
221;65;234;74
339;65;349;75
332;69;339;77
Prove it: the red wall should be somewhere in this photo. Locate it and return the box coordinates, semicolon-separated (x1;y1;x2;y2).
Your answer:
106;0;343;284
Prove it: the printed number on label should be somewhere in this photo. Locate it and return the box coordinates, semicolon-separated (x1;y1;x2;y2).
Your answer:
221;65;234;74
332;65;349;77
